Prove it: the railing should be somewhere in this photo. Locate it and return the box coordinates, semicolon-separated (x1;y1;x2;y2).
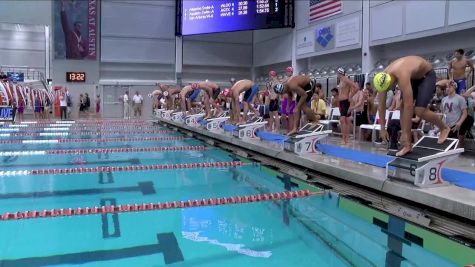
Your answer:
0;65;45;81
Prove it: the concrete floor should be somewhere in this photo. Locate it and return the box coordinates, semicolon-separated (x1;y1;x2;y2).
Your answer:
159;118;475;221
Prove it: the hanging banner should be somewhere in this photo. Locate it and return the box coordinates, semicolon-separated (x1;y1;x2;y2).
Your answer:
54;0;98;60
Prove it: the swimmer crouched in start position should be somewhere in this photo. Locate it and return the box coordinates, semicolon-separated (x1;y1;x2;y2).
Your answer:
274;75;320;135
179;85;201;114
158;83;180;110
230;79;260;124
193;81;223;119
374;55;450;156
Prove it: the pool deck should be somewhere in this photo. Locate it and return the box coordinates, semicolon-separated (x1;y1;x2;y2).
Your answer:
158;119;475;222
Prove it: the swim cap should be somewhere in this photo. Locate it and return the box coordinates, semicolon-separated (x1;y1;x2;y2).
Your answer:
337;67;345;75
163;91;169;97
269;70;277;77
373;72;392;93
274;83;284;94
191;83;199;89
286;67;293;73
230;77;236;83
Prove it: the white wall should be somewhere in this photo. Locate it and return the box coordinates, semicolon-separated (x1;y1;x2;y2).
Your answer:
370;0;475;46
0;0;52;25
295;0;362;59
182;31;253;83
0;25;45;71
100;0;175;81
253;28;292;67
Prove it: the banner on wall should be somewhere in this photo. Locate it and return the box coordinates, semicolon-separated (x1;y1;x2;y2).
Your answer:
335;17;360;48
314;24;335;52
54;0;98;60
296;29;315;55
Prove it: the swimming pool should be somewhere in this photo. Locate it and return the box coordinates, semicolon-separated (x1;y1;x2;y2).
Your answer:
0;121;473;266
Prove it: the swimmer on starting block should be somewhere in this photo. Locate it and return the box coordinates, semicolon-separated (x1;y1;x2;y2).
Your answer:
158;84;180;110
194;81;223;119
374;55;451;156
179;85;202;114
274;75;320;136
230;80;260;124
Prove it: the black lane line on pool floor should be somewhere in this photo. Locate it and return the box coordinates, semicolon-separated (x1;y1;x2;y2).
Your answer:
0;181;156;199
0;232;184;266
98;171;114;184
383;215;411;267
101;198;121;239
1;158;141;168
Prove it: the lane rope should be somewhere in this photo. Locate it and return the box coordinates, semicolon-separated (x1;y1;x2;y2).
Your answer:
0;146;207;156
3;130;172;137
0;190;321;221
5;125;166;131
0;161;244;176
0;136;189;144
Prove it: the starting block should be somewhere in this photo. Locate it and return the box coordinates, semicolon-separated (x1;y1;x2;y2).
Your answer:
205;111;230;132
284;124;332;155
386;136;464;187
233;117;267;139
185;113;205;127
171;112;184;123
154;109;165;119
160;110;173;120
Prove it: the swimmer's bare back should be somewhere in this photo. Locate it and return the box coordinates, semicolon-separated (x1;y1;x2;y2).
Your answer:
385;56;432;81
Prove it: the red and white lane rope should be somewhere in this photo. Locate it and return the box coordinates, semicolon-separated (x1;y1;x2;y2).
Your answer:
0;190;321;221
0;145;207;156
0;136;188;144
6;125;166;131
0;161;243;176
3;130;172;137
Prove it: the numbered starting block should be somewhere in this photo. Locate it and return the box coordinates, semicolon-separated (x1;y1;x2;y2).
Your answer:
205;111;230;132
160;110;174;120
154;108;165;119
233;117;267;139
185;113;205;127
171;112;185;123
284;124;332;155
386;136;464;187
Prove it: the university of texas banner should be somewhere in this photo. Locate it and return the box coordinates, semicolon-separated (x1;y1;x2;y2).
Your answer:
54;0;98;60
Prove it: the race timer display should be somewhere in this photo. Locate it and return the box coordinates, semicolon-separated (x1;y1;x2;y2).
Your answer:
66;72;86;82
180;0;288;35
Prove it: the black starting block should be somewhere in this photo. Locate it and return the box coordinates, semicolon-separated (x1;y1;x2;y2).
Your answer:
386;136;464;187
284;124;332;155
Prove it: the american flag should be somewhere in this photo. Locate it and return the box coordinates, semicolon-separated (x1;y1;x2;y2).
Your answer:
309;0;342;22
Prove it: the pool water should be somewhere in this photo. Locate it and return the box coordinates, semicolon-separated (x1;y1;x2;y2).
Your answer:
0;121;470;266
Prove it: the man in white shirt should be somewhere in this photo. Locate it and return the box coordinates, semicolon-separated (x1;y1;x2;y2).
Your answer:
123;91;130;119
132;91;143;118
59;92;68;120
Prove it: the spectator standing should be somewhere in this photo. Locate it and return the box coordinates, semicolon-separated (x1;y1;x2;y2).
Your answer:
442;81;473;147
132;91;143;118
96;95;101;117
60;93;68;120
123;91;130;119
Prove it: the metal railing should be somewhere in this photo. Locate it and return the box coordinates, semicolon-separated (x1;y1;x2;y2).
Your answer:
0;65;45;81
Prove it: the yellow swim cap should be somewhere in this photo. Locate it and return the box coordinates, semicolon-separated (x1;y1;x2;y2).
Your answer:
373;72;392;93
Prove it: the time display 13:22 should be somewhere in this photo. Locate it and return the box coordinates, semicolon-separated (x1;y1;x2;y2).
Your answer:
66;72;86;82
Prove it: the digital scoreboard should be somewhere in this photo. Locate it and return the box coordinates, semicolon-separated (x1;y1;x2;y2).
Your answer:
177;0;293;36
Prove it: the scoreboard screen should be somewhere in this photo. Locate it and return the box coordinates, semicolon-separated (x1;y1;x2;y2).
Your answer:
177;0;294;36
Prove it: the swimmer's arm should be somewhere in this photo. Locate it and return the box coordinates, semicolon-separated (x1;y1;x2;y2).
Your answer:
378;92;388;128
467;60;474;74
448;61;453;80
463;85;475;98
295;88;307;108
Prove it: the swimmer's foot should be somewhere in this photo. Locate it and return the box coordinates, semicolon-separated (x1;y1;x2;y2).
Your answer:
215;110;224;118
287;129;298;136
438;127;450;144
395;146;412;157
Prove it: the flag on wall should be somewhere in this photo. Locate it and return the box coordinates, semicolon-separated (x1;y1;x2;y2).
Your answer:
309;0;342;23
